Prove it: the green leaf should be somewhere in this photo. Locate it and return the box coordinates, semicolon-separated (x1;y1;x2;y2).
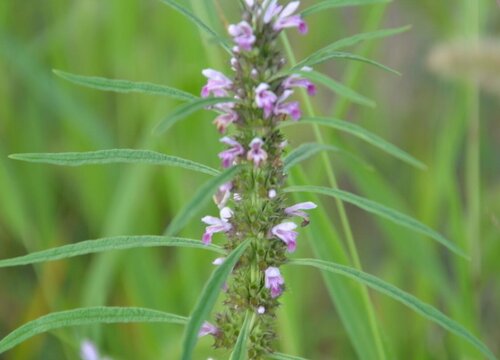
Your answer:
154;97;237;134
280;117;426;169
297;70;375;107
158;0;231;53
165;166;241;236
230;312;252;360
181;240;251;360
53;70;197;101
284;143;339;170
301;0;391;17
285;185;468;258
0;307;188;355
267;353;310;360
316;26;411;53
292;51;400;76
9;149;220;176
290;259;496;360
0;236;223;268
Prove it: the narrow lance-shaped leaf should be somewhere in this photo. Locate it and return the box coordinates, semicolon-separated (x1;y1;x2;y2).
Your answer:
285;186;468;258
154;97;238;134
295;70;375;107
158;0;232;53
53;70;197;101
0;307;188;355
181;240;251;360
267;353;310;360
290;259;496;360
9;149;219;176
280;117;426;169
291;51;400;76
301;0;391;17
0;236;224;268
164;166;241;236
229;312;252;360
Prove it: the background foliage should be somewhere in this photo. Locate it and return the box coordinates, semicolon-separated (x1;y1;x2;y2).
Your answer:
1;0;499;359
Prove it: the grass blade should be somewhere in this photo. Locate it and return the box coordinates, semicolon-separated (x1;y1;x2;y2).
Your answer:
280;117;426;169
290;259;496;360
292;51;400;76
267;353;310;360
153;97;237;134
301;0;391;17
284;143;340;170
164;166;241;236
297;70;375;107
53;70;197;101
230;312;252;360
158;0;231;52
0;307;188;355
0;236;223;268
181;240;251;360
285;185;468;258
9;149;219;176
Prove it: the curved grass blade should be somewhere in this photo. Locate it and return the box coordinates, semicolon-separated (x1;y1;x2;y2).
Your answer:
317;26;411;53
267;353;310;360
280;117;426;169
9;149;219;176
181;240;251;360
296;70;375;107
0;307;188;355
0;236;224;268
165;166;241;236
53;70;197;101
230;312;252;360
292;51;400;76
285;186;467;258
154;97;237;134
301;0;391;17
159;0;231;53
290;259;496;360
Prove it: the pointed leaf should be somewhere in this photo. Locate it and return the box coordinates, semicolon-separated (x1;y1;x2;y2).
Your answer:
53;70;197;101
0;307;188;355
280;117;426;169
296;70;375;107
292;51;400;76
9;149;219;176
285;185;468;258
165;166;241;236
181;240;251;360
290;259;496;360
159;0;231;52
230;312;252;360
154;97;237;134
0;236;223;268
268;353;310;360
302;0;391;17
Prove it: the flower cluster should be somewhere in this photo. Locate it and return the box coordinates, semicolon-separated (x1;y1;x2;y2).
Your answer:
198;1;317;357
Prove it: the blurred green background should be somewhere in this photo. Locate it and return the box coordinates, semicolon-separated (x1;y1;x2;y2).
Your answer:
1;0;499;359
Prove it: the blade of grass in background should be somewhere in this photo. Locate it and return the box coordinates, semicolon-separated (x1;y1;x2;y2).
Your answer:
301;0;391;17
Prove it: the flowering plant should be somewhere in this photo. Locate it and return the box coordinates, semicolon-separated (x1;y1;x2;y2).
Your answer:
0;1;495;360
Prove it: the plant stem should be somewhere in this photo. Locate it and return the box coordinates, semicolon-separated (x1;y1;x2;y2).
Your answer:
281;34;387;360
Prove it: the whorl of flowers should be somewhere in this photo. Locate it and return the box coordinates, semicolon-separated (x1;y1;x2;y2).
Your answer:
199;1;316;357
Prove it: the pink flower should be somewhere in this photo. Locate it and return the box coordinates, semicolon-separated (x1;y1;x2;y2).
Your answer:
219;137;244;168
263;0;283;24
213;182;232;208
274;90;301;120
285;201;317;223
201;207;233;245
212;257;225;265
228;21;256;51
213;104;239;133
283;73;317;96
80;340;99;360
198;322;219;337
264;1;308;34
255;83;278;118
201;69;233;98
247;138;268;167
271;222;298;252
265;266;285;298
